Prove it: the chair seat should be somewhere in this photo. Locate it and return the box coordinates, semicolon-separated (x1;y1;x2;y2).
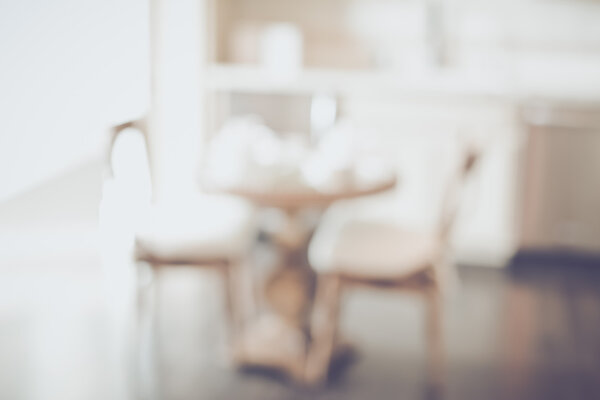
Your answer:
134;194;256;264
309;219;440;281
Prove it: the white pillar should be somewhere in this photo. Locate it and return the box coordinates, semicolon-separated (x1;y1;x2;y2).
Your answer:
150;0;207;201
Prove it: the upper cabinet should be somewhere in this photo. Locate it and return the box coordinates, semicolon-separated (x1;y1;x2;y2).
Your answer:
203;0;600;100
210;0;430;70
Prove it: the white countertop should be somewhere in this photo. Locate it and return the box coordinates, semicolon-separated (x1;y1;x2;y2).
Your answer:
206;58;600;103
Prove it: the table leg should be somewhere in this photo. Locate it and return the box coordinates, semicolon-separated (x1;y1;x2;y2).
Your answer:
232;209;316;381
264;246;316;331
233;208;356;384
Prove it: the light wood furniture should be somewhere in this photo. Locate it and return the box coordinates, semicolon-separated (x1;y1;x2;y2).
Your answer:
304;148;479;387
210;172;397;381
520;102;600;253
209;176;397;210
106;118;258;344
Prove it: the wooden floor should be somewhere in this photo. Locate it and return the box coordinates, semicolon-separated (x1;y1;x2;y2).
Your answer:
1;162;600;400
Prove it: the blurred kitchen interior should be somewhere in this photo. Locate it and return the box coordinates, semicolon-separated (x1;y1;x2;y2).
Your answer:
1;0;600;399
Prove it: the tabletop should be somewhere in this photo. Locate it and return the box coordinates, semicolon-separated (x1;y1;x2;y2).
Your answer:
207;173;397;209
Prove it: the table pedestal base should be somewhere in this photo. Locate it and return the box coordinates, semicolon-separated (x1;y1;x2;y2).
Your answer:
232;315;306;381
232;314;357;384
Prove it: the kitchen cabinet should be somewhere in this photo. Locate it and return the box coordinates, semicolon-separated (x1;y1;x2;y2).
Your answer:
520;103;600;254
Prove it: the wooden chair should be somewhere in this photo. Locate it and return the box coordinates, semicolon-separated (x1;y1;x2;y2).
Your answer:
105;118;258;342
304;146;479;387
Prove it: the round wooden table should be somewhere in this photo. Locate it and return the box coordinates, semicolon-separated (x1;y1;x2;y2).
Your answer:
221;176;397;209
211;173;397;382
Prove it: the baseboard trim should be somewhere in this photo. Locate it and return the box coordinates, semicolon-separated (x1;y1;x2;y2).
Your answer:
510;248;600;268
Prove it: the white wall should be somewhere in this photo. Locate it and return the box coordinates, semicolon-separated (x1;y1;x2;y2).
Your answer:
150;0;205;201
0;0;150;201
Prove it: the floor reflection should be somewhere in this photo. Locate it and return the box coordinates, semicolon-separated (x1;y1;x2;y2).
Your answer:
1;162;600;400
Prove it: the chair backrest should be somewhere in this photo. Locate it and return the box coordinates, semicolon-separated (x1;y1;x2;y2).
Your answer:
437;147;479;243
105;118;153;202
106;118;149;175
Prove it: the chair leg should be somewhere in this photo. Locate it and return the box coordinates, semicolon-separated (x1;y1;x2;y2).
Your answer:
238;257;258;322
221;264;241;346
135;262;161;400
425;288;444;391
304;274;343;385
